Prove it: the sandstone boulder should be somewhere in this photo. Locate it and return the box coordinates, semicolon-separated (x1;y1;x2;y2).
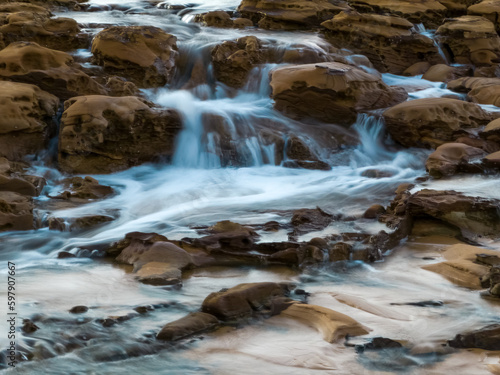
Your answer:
237;0;350;29
0;81;59;160
51;176;114;201
195;11;234;28
468;0;500;31
383;98;494;148
91;26;178;87
58;95;182;174
425;143;486;178
0;191;33;231
157;312;219;341
422;64;472;82
322;11;444;74
270;62;407;125
0;42;106;100
448;77;500;106
436;16;500;65
291;207;333;234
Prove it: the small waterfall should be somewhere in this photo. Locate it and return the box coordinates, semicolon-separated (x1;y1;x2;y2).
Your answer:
353;114;394;164
413;23;449;65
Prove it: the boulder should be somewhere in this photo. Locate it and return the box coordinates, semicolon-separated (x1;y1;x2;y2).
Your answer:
157;312;219;341
448;77;500;106
270;62;407;125
91;26;178;87
425;142;486;178
279;303;370;342
322;11;444;74
483;150;500;167
291;207;333;234
106;231;168;258
403;61;431;76
0;81;59;160
383;98;494;148
449;324;500;350
0;191;33;231
468;0;500;31
195;11;234;28
58;95;182;174
0;42;106;100
436;16;500;65
237;0;350;29
0;0;88;11
201;282;292;320
51;176;114;201
408;189;500;239
422;64;472;83
349;0;447;29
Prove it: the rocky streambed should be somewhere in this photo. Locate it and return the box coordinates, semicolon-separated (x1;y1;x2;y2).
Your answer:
1;0;500;374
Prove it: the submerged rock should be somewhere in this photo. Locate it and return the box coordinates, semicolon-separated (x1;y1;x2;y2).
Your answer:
449;324;500;350
270;62;406;126
355;337;403;353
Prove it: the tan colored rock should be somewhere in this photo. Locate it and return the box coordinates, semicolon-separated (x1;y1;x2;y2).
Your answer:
58;95;182;174
91;26;178;88
157;312;219;341
270;62;407;125
51;176;114;201
238;0;350;29
349;0;447;28
468;0;500;31
422;244;498;289
422;64;472;82
425;143;486;177
448;77;500;106
436;16;500;65
0;81;59;160
195;11;233;27
383;98;494;148
0;191;33;231
322;11;444;74
403;61;431;76
280;303;369;342
0;0;88;11
0;42;106;100
483;150;500;167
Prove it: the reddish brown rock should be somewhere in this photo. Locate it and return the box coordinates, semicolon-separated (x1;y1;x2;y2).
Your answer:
448;77;500;106
422;64;472;83
0;191;33;231
425;143;486;177
322;11;444;74
157;312;219;341
383;98;494;148
91;26;178;88
0;81;59;160
58;95;182;174
270;62;407;125
468;0;500;31
195;11;234;27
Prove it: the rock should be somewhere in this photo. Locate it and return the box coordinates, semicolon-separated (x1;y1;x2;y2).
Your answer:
117;241;193;269
449;324;500;350
481;118;500;147
233;18;254;28
135;262;183;286
448;77;500;106
53;176;114;201
436;16;500;65
291;207;333;234
21;320;39;334
201;282;292;321
0;191;33;231
284;136;331;170
195;11;233;27
57;250;75;258
211;36;265;88
69;305;88;314
350;0;447;28
328;242;352;261
156;312;219;341
0;42;107;100
280;303;369;342
383;98;494;148
422;64;472;83
408;189;500;239
468;0;500;31
481;265;500;297
422;244;498;289
237;0;350;29
91;26;178;87
0;4;89;50
0;81;58;160
270;62;407;126
58;95;182;174
355;337;403;353
193;223;259;253
69;215;114;231
322;11;444;74
0;174;39;197
484;150;500;167
105;76;140;97
106;232;168;258
403;61;431;76
363;204;386;219
425;143;486;178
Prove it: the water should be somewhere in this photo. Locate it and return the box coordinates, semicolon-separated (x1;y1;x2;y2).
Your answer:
2;1;500;374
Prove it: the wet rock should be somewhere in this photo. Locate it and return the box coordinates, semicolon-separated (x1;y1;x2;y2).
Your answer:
403;61;431;76
280;303;370;342
22;320;39;334
237;0;350;29
355;337;403;353
448;77;500;106
483;150;500;168
322;11;444;74
91;26;178;87
58;95;182;174
436;16;500;65
105;76;140;97
363;204;386;219
383;98;495;148
0;81;58;160
263;221;280;231
270;62;407;126
480;265;500;297
391;300;444;307
118;241;193;269
291;207;333;234
156;312;219;341
57;251;75;258
233;17;254;28
480;117;500;145
449;324;500;350
106;232;169;258
201;282;292;321
193;221;259;253
422;64;472;83
328;242;352;262
408;189;500;239
284;136;332;170
69;215;114;231
0;174;39;197
52;176;114;201
69;305;88;314
211;36;265;88
425;142;486;178
0;42;106;100
0;191;33;231
195;11;234;27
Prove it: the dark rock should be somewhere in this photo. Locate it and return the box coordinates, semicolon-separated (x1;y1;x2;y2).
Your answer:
69;306;88;314
355;337;403;353
22;320;39;334
156;312;219;341
291;207;333;234
449;324;500;350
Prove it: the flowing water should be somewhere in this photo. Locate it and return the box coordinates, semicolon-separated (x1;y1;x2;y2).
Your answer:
1;1;500;374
